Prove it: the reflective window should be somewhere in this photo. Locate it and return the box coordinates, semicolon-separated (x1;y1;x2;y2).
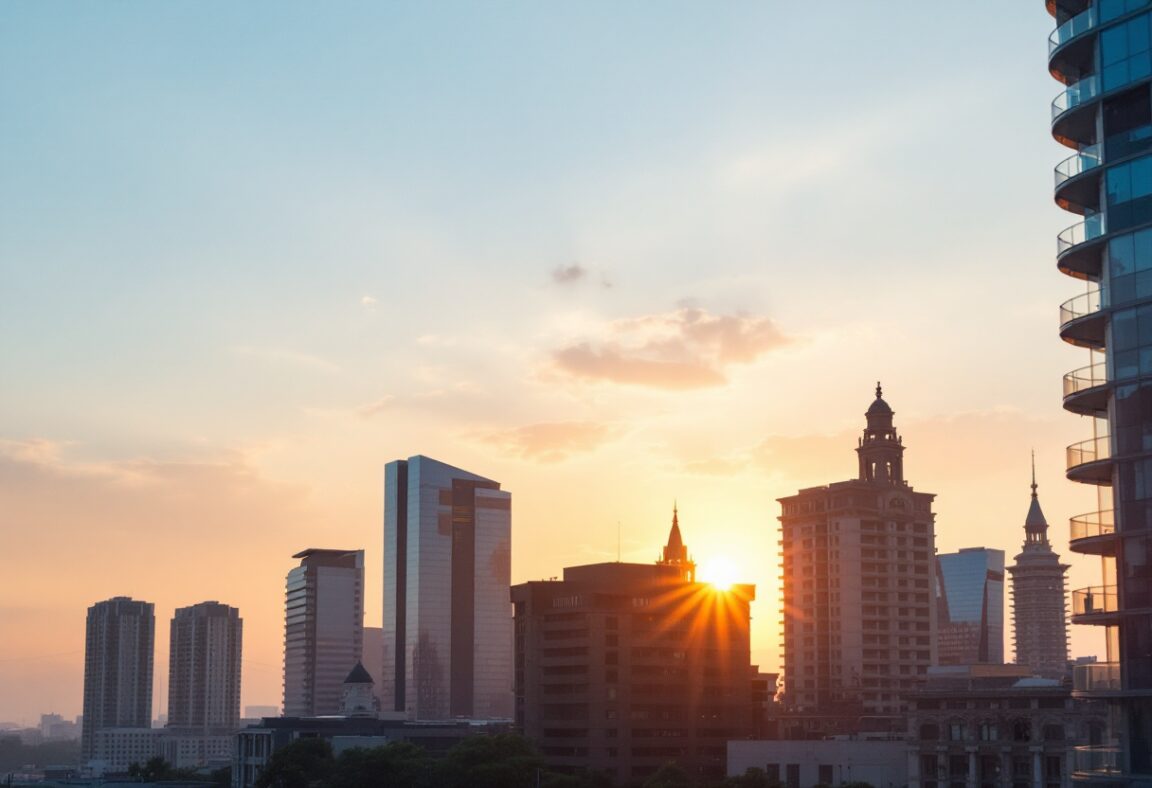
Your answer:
1101;0;1152;24
1102;13;1152;90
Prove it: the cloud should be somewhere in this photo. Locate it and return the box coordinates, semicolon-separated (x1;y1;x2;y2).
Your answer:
356;395;396;418
552;264;587;285
229;345;339;373
549;307;791;390
476;421;617;462
361;295;378;307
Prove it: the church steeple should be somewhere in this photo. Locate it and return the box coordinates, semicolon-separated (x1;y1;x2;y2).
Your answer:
1024;452;1050;546
659;504;695;582
857;381;906;485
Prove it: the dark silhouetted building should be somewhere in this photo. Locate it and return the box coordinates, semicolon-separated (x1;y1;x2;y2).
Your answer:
81;596;155;761
511;514;756;784
937;548;1006;665
382;455;512;721
168;601;242;730
1049;1;1152;781
778;385;937;721
1007;468;1070;680
283;549;364;717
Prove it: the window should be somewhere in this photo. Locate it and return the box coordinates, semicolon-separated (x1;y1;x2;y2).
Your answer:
979;721;998;741
1013;720;1031;742
786;764;800;788
949;722;965;741
819;765;834;785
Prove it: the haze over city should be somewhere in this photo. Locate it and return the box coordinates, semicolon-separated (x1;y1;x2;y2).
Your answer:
0;1;1102;728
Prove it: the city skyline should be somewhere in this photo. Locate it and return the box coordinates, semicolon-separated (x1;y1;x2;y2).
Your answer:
0;2;1107;724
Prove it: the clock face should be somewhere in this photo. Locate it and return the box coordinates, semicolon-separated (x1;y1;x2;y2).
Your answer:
889;496;907;509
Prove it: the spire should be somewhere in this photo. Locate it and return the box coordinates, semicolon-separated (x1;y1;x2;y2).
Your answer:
876;380;882;399
658;504;695;581
1024;453;1050;545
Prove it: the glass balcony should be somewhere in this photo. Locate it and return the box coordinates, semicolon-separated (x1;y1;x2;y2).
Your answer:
1053;75;1100;120
1070;509;1116;541
1071;585;1118;616
1058;213;1106;255
1055;144;1102;187
1073;661;1121;693
1050;6;1096;54
1066;436;1112;483
1060;289;1103;325
1072;744;1124;776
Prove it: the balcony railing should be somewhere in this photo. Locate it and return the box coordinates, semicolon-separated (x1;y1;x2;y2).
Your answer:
1070;509;1116;541
1060;289;1103;326
1073;661;1121;693
1055;144;1102;187
1064;361;1108;397
1053;75;1101;120
1067;435;1112;471
1050;6;1097;54
1072;744;1124;776
1058;213;1106;254
1072;585;1119;616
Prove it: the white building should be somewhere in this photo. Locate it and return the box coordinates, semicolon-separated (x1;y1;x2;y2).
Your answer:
728;739;908;788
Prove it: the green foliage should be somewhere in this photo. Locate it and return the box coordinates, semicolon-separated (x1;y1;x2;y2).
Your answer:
643;762;692;788
437;733;546;788
125;756;200;781
209;765;232;787
717;767;782;788
254;737;335;788
328;740;432;788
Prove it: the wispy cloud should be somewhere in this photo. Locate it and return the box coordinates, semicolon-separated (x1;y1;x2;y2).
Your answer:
229;345;340;373
475;421;618;462
361;295;378;307
548;307;791;390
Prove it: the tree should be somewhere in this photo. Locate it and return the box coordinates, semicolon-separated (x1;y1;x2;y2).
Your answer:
253;737;335;788
643;762;692;788
437;733;545;788
718;767;782;788
328;741;432;788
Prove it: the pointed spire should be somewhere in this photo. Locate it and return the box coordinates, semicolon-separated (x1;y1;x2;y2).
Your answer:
1024;453;1050;545
666;503;684;551
876;380;883;399
1031;449;1038;499
658;503;694;581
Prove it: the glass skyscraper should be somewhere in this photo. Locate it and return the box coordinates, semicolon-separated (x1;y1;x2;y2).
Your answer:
1049;0;1152;781
382;455;512;720
936;548;1005;666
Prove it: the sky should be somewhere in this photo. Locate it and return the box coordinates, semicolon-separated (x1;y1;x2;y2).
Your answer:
0;2;1105;724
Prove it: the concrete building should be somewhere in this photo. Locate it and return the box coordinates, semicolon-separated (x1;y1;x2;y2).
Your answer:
905;666;1106;788
89;727;166;776
728;739;907;788
1048;2;1152;782
283;549;364;717
511;515;756;784
937;548;1006;666
81;597;155;761
778;385;937;720
167;601;242;732
1007;468;1070;680
382;455;512;720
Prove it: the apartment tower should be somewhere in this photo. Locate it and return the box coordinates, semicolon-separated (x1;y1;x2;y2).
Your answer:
778;385;937;719
1049;0;1152;780
167;601;242;730
81;596;155;760
1007;468;1070;679
283;549;364;717
382;455;512;720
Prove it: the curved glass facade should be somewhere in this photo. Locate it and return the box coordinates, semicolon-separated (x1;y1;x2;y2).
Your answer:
1049;0;1152;781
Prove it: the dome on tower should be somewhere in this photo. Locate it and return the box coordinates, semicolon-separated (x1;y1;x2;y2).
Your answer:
867;382;893;416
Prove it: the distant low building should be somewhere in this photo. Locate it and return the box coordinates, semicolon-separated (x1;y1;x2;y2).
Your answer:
728;739;908;788
89;727;166;776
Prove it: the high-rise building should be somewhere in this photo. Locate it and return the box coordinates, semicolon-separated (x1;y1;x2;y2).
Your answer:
81;597;155;760
511;515;756;784
778;385;937;718
1049;3;1152;780
936;547;1006;665
1006;469;1070;679
167;601;242;730
382;455;512;720
283;549;364;717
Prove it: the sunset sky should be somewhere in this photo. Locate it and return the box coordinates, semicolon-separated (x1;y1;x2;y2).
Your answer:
0;2;1103;724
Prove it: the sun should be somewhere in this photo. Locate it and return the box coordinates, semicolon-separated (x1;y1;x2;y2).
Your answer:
698;556;739;591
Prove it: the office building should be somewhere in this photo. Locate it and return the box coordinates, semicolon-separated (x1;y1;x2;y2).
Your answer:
168;601;242;730
1049;2;1152;780
382;455;512;720
778;385;937;720
81;597;155;761
1007;469;1070;680
937;547;1006;665
283;549;364;717
511;515;756;784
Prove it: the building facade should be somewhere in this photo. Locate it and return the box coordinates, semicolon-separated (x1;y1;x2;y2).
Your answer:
382;455;512;720
511;517;756;784
728;740;908;788
81;596;155;761
283;549;364;717
778;385;938;719
937;548;1006;666
1007;471;1070;680
1048;2;1152;781
167;601;243;731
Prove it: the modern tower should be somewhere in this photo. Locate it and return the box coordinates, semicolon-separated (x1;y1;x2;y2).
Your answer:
778;385;938;720
382;455;512;720
81;596;155;760
511;516;755;783
936;547;1006;665
1006;466;1070;679
1049;3;1152;781
283;549;364;717
167;601;243;731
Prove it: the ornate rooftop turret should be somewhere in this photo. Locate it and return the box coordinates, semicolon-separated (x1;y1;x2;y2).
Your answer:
857;382;905;485
658;504;696;582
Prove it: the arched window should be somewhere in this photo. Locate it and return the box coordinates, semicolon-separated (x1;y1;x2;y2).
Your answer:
979;721;999;741
1012;719;1032;742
